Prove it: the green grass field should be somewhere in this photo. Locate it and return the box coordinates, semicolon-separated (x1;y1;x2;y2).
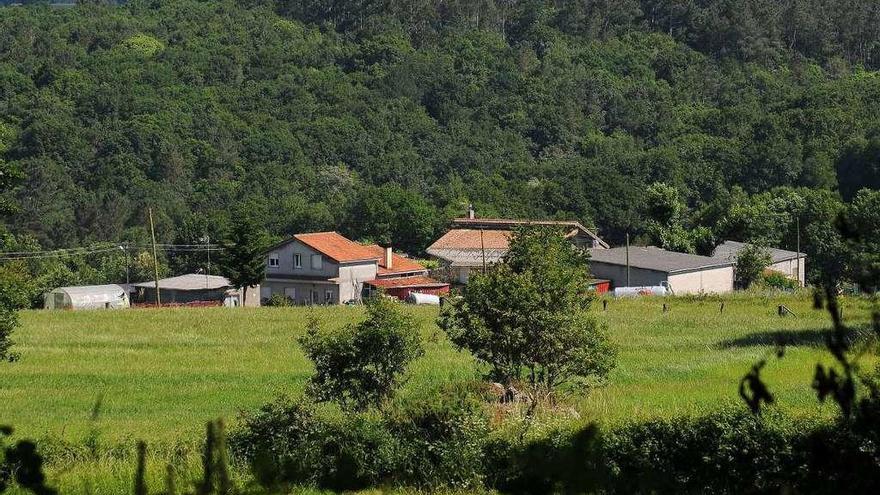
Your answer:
1;294;877;493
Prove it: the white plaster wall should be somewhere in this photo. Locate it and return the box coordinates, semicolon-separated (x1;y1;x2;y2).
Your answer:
667;266;734;294
768;259;806;286
338;261;378;303
266;239;340;278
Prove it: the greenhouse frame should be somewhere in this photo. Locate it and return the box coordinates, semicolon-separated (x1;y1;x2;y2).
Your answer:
43;284;130;310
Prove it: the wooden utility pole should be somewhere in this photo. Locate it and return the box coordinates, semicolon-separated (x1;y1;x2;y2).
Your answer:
120;242;130;285
148;208;161;307
625;232;631;287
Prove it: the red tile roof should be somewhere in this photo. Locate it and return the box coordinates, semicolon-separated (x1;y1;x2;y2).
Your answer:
293;232;381;263
427;229;512;251
363;244;427;276
365;276;449;289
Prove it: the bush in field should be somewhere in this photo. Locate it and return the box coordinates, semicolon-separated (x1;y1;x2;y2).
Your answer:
263;294;294;307
229;396;396;491
485;424;606;494
0;273;23;362
229;395;880;493
438;227;615;392
385;385;490;490
735;244;772;289
761;270;799;291
230;391;489;491
299;297;424;411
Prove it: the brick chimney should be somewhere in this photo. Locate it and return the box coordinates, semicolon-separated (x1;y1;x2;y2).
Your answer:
467;204;475;219
384;246;393;269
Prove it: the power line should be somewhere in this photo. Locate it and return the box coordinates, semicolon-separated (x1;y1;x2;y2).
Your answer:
0;243;223;260
0;246;123;261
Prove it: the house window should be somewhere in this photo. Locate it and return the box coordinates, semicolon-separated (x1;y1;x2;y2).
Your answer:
324;290;333;304
268;255;279;268
284;287;297;302
294;253;302;269
311;254;323;270
311;290;319;304
260;286;272;301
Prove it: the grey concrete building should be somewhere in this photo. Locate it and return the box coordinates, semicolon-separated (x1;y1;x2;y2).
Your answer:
588;246;735;294
133;274;259;307
712;240;806;286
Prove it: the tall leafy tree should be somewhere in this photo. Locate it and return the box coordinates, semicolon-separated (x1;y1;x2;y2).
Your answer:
439;227;615;393
216;216;270;304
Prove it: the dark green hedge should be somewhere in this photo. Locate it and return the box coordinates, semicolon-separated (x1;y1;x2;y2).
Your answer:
231;393;880;494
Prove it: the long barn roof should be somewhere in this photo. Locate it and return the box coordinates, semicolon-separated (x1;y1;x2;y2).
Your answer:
588;246;734;274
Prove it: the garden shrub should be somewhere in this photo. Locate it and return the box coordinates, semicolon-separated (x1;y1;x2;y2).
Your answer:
485;423;606;494
386;388;490;490
761;270;799;291
299;296;424;411
231;391;490;491
263;294;293;307
603;409;801;493
229;397;398;491
232;398;880;493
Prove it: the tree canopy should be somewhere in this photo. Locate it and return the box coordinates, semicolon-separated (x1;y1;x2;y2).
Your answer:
0;0;878;295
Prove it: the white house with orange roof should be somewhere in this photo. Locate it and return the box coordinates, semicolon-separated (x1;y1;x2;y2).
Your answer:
262;232;448;305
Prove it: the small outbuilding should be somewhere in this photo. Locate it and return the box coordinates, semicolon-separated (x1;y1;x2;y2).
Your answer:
133;274;260;307
365;275;450;301
44;285;130;310
588;246;735;295
712;240;806;286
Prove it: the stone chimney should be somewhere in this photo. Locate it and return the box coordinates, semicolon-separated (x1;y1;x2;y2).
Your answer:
384;246;393;269
467;204;475;219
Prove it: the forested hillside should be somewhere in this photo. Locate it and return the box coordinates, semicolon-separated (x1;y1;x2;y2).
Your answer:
1;0;879;295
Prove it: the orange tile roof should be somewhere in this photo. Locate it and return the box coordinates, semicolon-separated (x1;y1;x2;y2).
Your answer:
293;232;381;263
427;229;512;251
363;244;427;275
365;276;449;289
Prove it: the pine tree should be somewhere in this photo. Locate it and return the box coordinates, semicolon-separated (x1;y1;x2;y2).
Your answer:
216;217;270;305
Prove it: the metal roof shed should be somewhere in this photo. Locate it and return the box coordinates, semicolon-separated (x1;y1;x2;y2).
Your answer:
44;285;130;310
588;246;735;294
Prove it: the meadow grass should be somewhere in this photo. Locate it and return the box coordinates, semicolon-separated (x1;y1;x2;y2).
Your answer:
1;293;877;494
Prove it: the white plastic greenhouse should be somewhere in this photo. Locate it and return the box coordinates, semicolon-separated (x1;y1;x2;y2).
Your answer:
43;285;130;310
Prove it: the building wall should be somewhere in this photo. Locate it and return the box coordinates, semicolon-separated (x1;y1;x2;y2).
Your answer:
147;287;229;304
338;261;379;303
768;258;806;286
385;285;451;301
261;280;339;305
454;267;472;284
588;262;670;288
266;239;340;279
667;266;734;294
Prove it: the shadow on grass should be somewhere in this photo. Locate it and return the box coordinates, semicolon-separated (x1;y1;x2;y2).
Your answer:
716;326;873;349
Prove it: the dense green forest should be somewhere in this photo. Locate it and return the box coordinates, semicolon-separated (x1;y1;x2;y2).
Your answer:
0;0;879;301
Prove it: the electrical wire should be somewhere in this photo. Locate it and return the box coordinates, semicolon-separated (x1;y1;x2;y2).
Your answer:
0;243;224;261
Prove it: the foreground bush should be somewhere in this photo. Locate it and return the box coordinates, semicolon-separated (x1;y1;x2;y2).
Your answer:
231;396;880;494
229;392;487;492
299;297;424;411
